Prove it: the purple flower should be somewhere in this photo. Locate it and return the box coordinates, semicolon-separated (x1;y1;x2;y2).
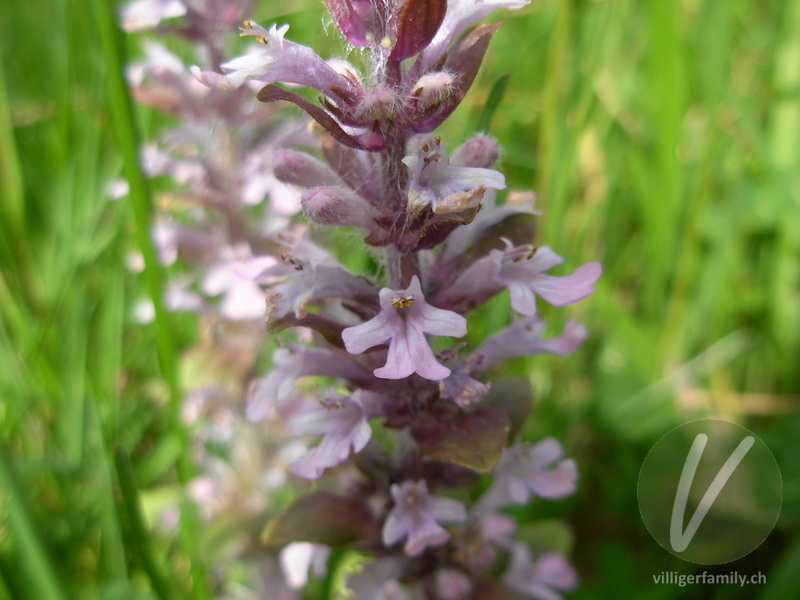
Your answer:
289;391;374;479
342;275;467;380
434;569;473;600
191;22;361;101
246;345;373;421
476;439;578;514
503;544;578;600
403;137;505;215
272;149;345;189
437;188;537;266
238;137;306;211
382;480;466;556
470;318;587;377
418;0;531;70
497;243;601;314
450;135;500;169
202;250;278;321
301;186;383;231
258;237;377;322
460;512;517;571
438;347;492;407
443;238;601;315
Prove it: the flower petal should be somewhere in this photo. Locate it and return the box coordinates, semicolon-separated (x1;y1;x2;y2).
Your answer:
342;310;395;354
530;262;602;306
527;458;578;499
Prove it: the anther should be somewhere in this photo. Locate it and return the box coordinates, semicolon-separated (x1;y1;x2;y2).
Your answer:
392;295;414;308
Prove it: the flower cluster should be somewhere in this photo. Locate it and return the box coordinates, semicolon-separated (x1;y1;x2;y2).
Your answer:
125;0;601;597
119;1;318;596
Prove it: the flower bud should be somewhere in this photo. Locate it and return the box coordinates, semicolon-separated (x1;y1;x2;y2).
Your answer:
451;136;500;169
273;150;343;189
357;87;402;126
324;0;374;47
412;72;455;115
301;186;381;229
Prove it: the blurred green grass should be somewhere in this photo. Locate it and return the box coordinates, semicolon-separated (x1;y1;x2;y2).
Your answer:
1;0;799;598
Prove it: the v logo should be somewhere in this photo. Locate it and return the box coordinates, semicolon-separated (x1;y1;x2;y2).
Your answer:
670;433;755;552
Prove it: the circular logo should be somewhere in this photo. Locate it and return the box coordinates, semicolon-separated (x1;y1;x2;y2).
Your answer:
638;419;782;564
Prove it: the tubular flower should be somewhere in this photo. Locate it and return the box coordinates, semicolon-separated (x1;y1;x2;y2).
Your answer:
382;480;467;556
289;391;376;479
475;438;578;515
443;238;602;315
342;275;467;380
403;136;506;215
503;543;579;600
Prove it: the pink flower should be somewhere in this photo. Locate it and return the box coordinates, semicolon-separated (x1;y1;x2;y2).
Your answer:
246;345;373;422
289;391;374;479
202;251;277;321
470;318;587;377
342;275;467;380
503;544;578;600
497;244;601;315
475;439;578;515
382;480;466;556
402;137;505;215
191;22;361;100
419;0;531;70
443;239;601;315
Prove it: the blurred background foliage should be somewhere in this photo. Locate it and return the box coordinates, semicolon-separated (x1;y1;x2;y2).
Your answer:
1;0;799;598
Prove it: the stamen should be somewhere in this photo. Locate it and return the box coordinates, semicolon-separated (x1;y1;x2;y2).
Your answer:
380;37;393;49
365;32;376;43
280;254;304;271
512;246;537;262
392;294;415;308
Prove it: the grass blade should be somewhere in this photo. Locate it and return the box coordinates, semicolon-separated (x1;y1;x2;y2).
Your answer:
476;73;511;133
114;447;176;600
0;452;66;600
